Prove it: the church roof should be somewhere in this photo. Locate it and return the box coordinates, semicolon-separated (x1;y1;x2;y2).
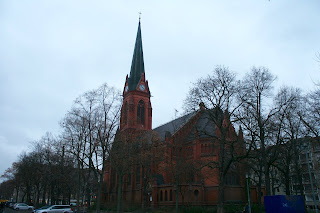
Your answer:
153;108;222;142
184;110;216;142
128;21;145;91
153;111;197;141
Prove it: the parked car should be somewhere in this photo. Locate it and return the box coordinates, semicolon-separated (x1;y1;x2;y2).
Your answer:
13;203;34;210
7;202;16;208
35;205;73;213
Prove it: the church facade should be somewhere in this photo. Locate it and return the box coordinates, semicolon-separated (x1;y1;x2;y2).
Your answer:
103;21;248;208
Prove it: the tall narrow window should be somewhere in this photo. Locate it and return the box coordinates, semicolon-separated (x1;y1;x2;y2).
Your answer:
124;102;128;125
137;100;145;125
127;173;131;186
136;165;140;185
111;170;116;189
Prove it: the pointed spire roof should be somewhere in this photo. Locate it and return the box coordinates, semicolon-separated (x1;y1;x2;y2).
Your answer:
128;20;145;90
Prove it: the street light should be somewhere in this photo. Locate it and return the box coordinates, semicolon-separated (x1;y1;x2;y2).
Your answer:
246;173;252;213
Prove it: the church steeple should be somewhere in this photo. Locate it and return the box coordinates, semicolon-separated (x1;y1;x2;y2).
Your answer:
128;21;145;91
120;20;152;131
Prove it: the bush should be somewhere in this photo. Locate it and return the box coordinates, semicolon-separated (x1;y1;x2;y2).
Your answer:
181;206;208;213
224;204;243;213
154;206;175;213
122;204;140;212
251;204;265;213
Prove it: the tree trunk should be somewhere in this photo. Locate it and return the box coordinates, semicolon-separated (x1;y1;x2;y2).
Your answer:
42;185;46;205
271;176;275;195
217;128;227;213
175;182;179;213
295;158;304;197
260;125;271;196
96;173;103;213
36;187;40;207
264;165;271;196
86;184;91;211
141;167;146;212
257;173;262;213
284;172;290;195
76;160;81;212
15;187;20;203
22;192;26;203
175;144;180;213
217;174;225;213
26;185;31;204
116;173;123;213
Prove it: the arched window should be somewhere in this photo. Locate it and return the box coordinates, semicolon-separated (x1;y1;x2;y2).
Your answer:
194;189;199;197
123;102;128;125
160;191;163;201
137;100;145;125
165;190;168;201
169;189;173;201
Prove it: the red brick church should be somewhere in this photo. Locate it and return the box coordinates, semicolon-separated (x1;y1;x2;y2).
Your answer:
103;21;248;208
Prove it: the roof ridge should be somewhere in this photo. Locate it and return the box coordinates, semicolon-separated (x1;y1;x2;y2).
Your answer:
171;111;200;136
153;110;198;130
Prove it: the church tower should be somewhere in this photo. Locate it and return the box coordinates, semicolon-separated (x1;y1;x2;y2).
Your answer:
120;21;152;131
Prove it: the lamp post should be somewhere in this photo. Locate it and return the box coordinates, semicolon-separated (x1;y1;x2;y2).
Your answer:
246;173;251;213
304;143;319;213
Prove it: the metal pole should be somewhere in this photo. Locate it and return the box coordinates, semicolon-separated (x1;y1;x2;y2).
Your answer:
305;145;319;213
246;174;251;213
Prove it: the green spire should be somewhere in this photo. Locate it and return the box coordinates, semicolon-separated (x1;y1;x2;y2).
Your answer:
128;20;145;90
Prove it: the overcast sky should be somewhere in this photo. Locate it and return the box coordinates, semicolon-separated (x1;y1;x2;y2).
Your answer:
1;0;319;179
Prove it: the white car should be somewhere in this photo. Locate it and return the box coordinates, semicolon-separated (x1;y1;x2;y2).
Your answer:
13;203;34;211
35;205;73;213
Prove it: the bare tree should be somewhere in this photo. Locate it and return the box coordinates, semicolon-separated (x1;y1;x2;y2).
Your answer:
239;66;277;201
92;84;121;212
270;87;304;196
238;67;304;213
0;179;15;200
108;130;136;213
184;66;247;213
61;83;121;213
107;129;163;213
61;105;91;211
160;128;198;212
137;132;164;212
155;113;200;213
300;87;320;138
1;164;21;202
0;132;75;206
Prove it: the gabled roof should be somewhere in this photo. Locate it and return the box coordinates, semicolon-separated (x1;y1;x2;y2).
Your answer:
153;108;223;142
153;111;197;141
184;110;216;142
128;21;145;91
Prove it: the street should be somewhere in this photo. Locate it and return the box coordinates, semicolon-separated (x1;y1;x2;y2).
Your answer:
2;208;33;213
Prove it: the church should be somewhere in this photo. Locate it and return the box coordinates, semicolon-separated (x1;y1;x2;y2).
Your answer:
103;21;248;208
